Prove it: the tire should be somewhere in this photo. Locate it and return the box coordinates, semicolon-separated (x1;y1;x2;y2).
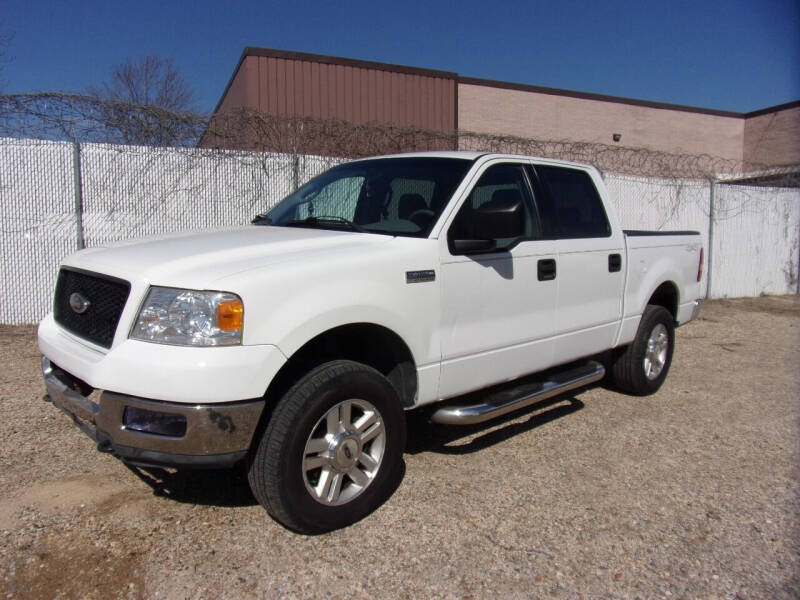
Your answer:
611;305;675;396
248;360;406;533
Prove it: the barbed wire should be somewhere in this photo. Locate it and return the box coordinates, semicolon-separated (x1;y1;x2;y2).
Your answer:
0;92;204;146
1;92;797;186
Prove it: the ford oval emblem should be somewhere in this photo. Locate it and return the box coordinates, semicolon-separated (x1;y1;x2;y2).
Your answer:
69;292;91;314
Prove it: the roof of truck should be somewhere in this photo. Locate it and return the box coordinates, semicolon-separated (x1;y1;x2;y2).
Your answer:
356;151;597;171
361;151;485;160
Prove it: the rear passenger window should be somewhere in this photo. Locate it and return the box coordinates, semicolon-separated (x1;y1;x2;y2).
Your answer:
536;166;611;238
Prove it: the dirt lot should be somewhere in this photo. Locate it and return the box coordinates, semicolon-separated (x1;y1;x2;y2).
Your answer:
1;296;798;599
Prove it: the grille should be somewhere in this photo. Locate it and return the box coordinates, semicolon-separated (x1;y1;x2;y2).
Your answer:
53;268;131;349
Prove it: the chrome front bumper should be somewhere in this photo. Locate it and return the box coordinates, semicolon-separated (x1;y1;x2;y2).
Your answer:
42;356;265;468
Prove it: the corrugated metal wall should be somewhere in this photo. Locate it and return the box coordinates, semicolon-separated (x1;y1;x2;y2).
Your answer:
218;52;457;132
1;137;798;324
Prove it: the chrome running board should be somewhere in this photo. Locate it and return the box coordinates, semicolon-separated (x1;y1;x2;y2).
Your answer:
430;361;605;425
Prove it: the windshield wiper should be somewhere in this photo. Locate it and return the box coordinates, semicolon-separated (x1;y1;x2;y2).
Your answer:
251;214;272;225
283;216;365;233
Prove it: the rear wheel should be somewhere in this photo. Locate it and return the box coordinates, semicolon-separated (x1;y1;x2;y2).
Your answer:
611;305;675;396
248;360;406;533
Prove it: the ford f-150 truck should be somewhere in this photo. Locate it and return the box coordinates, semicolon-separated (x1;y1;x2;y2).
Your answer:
39;152;703;532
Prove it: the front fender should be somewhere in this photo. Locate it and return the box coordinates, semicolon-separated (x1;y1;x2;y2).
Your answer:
236;266;440;370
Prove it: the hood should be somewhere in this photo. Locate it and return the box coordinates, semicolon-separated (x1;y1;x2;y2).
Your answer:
64;225;393;288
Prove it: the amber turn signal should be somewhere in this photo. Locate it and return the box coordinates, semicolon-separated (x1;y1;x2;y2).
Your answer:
217;298;244;331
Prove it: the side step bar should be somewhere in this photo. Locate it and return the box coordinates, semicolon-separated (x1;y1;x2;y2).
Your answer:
430;361;605;425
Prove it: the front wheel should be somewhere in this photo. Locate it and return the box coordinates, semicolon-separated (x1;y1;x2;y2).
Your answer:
248;360;406;533
610;305;675;396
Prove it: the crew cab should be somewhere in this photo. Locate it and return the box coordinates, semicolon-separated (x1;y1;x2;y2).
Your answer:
39;152;703;532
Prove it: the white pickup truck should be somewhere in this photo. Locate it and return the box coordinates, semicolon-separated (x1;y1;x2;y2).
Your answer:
39;152;703;532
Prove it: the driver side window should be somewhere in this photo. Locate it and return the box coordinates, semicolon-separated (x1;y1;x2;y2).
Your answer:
449;164;539;250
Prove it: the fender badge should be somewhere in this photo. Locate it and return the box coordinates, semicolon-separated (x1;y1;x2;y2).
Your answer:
406;270;435;284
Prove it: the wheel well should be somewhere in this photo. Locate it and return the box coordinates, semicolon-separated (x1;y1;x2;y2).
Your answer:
264;324;418;410
648;282;679;320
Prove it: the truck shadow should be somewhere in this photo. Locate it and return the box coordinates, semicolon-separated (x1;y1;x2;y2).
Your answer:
125;458;407;515
405;394;585;455
125;463;259;507
123;392;585;509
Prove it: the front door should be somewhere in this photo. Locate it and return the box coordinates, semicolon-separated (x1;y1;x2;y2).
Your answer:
438;161;558;399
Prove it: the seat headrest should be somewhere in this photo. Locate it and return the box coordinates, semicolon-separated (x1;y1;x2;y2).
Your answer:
398;193;428;219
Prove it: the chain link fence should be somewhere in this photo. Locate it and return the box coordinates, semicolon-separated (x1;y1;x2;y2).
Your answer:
0;137;343;323
603;174;800;298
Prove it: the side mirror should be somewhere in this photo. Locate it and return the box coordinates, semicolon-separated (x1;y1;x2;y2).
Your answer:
450;196;525;255
474;196;525;240
451;238;497;254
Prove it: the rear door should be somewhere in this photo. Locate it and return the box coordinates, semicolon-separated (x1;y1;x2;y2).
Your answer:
531;164;625;363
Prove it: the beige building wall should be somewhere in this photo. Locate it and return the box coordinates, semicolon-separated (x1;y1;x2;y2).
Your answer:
743;104;800;166
458;82;745;162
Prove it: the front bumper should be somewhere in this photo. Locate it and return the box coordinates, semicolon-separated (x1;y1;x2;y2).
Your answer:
42;357;265;468
37;314;287;404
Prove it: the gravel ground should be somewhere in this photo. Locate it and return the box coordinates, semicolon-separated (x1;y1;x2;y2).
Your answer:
1;296;798;599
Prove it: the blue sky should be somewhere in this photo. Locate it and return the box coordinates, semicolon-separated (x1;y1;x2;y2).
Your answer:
2;0;798;114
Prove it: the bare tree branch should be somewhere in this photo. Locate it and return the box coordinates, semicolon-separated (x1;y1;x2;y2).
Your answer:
0;92;207;145
87;55;197;146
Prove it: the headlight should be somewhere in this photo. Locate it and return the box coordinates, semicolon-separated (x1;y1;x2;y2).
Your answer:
130;287;243;346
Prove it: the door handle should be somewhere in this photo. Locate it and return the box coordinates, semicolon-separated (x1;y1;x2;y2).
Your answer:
538;258;556;281
608;253;622;273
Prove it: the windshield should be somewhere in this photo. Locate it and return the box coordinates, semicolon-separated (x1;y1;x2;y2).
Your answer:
260;157;474;237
